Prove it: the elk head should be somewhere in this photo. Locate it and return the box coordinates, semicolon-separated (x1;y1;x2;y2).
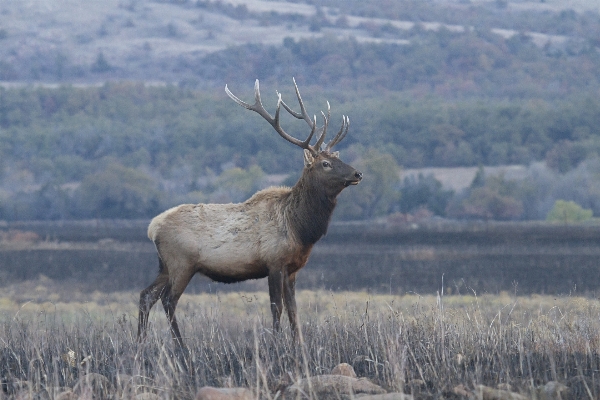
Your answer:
225;78;362;197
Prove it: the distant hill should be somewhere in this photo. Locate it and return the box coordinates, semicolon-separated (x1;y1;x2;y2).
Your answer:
1;0;598;89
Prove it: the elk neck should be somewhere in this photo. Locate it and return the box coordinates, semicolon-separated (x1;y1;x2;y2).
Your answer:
285;171;338;247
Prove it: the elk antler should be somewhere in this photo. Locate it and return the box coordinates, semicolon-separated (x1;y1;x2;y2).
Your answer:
325;115;349;153
225;79;349;154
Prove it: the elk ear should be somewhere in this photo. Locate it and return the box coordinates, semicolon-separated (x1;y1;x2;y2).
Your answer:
303;149;315;167
330;151;340;158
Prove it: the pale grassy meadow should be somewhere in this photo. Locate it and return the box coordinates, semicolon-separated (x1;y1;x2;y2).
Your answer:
1;278;600;398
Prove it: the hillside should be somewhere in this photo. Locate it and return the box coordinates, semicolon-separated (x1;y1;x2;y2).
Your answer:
1;0;598;88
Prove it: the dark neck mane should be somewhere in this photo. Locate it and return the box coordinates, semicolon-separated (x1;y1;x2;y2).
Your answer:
285;172;337;246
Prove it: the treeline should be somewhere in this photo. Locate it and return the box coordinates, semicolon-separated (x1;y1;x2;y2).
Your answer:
4;83;600;172
1;83;600;221
193;27;600;99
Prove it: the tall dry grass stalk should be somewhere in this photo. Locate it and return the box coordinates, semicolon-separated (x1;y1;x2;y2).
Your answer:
1;290;600;398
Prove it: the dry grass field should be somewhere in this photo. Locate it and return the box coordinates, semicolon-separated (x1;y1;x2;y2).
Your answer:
2;282;600;399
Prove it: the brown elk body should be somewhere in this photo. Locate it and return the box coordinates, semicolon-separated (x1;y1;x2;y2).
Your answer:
138;79;362;346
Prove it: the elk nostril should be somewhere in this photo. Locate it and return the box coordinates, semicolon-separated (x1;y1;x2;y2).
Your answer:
355;172;363;180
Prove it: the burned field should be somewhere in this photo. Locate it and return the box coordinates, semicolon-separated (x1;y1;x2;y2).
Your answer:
1;221;600;399
1;220;600;295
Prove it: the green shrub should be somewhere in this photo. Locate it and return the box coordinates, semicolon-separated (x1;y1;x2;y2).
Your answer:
546;199;593;223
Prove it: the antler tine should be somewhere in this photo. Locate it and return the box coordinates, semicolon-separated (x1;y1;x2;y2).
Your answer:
225;80;271;121
325;116;350;152
276;90;319;150
279;78;333;150
225;79;311;149
278;78;316;128
225;83;252;110
314;101;331;152
304;114;319;149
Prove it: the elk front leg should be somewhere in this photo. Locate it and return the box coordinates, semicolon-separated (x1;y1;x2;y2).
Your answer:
268;270;284;332
283;272;299;339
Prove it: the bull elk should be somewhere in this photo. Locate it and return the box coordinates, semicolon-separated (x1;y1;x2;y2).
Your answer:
138;79;362;346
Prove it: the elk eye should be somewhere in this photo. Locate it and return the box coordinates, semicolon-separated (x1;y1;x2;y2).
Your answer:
322;161;331;168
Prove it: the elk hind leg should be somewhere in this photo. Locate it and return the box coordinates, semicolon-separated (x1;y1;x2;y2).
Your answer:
138;271;169;342
160;271;193;348
160;275;195;375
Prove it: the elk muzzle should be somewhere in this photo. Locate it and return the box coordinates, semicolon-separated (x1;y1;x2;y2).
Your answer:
344;171;363;186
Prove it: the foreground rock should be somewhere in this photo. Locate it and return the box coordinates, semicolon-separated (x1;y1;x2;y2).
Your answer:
536;381;568;400
283;375;386;399
452;384;470;397
135;393;161;400
331;363;357;378
355;393;414;400
474;385;528;400
13;388;50;400
55;390;75;400
73;372;114;399
196;386;254;400
116;373;158;399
